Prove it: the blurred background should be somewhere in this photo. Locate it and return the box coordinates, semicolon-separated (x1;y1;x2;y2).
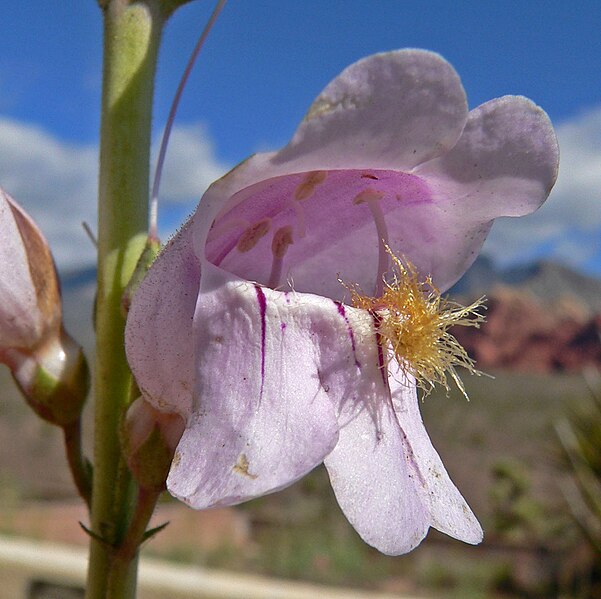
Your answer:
1;1;601;597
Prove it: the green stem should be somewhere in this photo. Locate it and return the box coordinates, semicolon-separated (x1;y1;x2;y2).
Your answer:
114;488;162;567
63;418;92;509
86;2;165;597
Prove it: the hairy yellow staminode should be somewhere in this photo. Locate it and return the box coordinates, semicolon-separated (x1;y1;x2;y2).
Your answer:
345;251;485;398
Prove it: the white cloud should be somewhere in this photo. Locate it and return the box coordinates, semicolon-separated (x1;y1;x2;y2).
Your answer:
154;122;229;203
0;118;227;271
483;105;601;268
0;118;98;271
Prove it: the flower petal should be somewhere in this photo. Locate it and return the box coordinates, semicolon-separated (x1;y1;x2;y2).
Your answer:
377;95;560;291
389;364;483;544
125;222;199;415
322;310;430;555
205;168;438;299
167;265;345;508
194;58;553;299
191;49;470;279
417;96;559;218
408;96;559;289
277;49;468;171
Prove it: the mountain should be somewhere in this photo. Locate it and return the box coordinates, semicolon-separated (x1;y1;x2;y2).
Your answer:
451;256;601;315
59;266;96;355
450;257;601;373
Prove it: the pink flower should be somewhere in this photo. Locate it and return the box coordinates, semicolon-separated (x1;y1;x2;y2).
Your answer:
126;50;558;554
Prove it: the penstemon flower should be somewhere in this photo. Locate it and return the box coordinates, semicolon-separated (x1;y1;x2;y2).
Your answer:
125;49;558;554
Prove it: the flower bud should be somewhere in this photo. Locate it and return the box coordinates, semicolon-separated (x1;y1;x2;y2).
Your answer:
0;188;61;350
122;397;185;491
0;188;89;425
7;327;89;426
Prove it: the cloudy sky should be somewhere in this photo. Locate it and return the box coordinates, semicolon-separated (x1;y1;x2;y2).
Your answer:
1;1;600;274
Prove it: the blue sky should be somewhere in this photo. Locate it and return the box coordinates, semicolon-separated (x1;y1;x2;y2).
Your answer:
1;1;600;274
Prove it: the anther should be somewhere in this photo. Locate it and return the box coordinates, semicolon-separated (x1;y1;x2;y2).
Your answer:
236;218;271;253
352;189;384;205
294;171;328;201
271;225;294;259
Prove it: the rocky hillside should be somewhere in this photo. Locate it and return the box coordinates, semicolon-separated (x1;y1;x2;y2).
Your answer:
451;258;601;373
452;287;601;373
451;256;601;314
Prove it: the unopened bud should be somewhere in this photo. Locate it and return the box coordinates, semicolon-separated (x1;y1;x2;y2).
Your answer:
0;188;89;425
122;397;185;491
0;188;61;351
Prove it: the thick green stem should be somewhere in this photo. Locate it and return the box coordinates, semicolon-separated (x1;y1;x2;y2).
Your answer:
86;2;165;597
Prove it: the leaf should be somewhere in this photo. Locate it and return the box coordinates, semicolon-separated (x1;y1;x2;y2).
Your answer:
141;521;170;543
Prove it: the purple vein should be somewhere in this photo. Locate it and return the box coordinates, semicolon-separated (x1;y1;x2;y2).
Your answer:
255;285;267;399
335;301;361;368
370;311;389;387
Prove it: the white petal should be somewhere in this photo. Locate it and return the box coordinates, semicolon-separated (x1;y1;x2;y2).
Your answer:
389;365;483;544
167;265;346;507
279;49;468;171
125;222;199;415
323;309;430;555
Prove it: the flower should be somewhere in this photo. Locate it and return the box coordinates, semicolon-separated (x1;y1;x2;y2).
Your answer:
0;187;88;425
125;49;559;554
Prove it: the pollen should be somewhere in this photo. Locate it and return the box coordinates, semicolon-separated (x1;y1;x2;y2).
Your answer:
344;250;485;398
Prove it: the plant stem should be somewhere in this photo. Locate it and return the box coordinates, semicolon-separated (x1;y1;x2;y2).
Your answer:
86;1;165;597
114;488;163;567
105;488;162;598
63;418;92;509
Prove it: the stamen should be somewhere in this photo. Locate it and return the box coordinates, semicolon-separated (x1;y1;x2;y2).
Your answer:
353;189;389;297
343;248;485;399
291;200;307;238
293;171;328;201
236;218;271;252
268;225;294;288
